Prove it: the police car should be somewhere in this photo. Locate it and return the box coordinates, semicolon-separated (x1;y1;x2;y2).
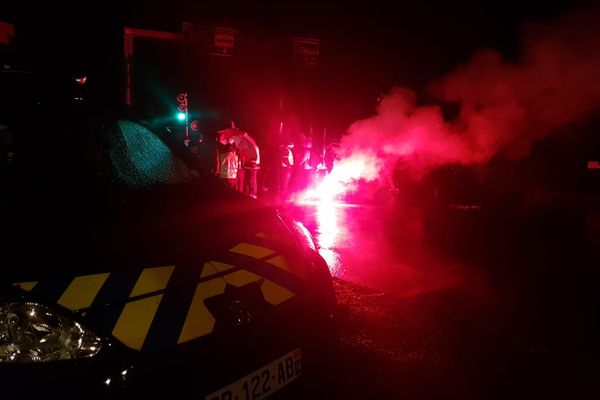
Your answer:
0;118;337;398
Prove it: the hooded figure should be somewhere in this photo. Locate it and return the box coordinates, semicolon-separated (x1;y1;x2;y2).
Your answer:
298;138;315;190
278;141;294;195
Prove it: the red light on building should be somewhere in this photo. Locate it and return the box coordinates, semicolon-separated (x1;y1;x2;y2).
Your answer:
0;21;15;45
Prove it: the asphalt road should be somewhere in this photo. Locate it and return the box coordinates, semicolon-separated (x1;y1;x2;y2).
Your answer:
284;194;599;399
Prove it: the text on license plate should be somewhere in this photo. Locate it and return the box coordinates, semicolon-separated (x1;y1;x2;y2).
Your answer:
206;348;302;400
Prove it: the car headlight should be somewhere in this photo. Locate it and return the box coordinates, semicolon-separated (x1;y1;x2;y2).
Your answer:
0;302;102;363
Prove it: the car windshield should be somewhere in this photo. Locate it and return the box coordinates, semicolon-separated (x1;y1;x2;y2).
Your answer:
78;119;197;187
0;116;200;201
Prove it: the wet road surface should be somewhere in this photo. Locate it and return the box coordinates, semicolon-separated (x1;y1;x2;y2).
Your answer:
283;195;599;399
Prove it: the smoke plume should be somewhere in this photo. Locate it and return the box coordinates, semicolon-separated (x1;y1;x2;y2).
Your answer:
340;7;600;181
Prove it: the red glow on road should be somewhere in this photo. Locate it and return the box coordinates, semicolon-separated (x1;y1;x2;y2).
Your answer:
293;185;370;276
290;153;382;274
315;201;342;274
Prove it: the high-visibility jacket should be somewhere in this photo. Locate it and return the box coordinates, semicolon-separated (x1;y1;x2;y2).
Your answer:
299;148;314;170
280;145;294;168
219;151;239;179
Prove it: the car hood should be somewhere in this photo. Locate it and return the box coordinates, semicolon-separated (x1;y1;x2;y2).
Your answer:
0;177;278;283
1;179;317;350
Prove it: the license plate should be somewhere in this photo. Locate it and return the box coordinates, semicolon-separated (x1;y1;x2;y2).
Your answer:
206;348;302;400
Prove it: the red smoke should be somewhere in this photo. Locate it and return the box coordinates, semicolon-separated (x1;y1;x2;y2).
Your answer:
338;7;600;183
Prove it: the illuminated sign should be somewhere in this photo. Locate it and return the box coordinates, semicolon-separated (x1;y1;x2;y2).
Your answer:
293;37;320;65
213;27;236;55
215;33;234;48
293;38;320;56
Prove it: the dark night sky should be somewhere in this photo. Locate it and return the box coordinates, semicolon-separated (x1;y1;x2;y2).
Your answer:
105;0;587;87
3;0;591;78
132;2;587;66
1;0;595;130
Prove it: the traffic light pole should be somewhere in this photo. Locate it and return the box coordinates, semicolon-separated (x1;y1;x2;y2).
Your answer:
177;92;191;146
185;107;189;141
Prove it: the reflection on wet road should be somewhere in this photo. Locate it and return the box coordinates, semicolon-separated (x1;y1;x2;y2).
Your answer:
283;196;597;399
286;200;472;297
284;199;494;399
313;200;344;275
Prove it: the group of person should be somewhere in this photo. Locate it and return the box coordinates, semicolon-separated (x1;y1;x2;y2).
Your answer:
278;139;340;196
209;123;340;200
215;125;260;199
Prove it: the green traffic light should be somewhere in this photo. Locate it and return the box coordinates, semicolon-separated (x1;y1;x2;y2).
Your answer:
177;112;186;121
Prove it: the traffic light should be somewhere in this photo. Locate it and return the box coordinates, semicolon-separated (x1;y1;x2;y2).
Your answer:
176;93;188;122
176;92;190;143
